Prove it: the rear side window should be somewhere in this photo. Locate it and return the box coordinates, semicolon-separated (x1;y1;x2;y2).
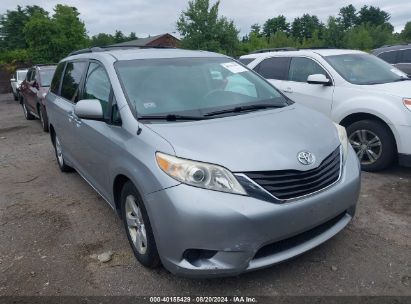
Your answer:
378;51;398;64
51;62;66;94
60;61;87;102
399;49;411;63
255;57;290;80
238;58;255;65
83;62;111;119
288;57;329;82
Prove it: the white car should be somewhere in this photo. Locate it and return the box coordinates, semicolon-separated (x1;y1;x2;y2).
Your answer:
240;49;411;171
10;69;28;101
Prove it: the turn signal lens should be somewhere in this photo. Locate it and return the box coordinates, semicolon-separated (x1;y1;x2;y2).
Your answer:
403;98;411;112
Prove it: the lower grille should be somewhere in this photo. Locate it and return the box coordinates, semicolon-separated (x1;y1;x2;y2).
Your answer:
245;147;341;200
253;212;346;260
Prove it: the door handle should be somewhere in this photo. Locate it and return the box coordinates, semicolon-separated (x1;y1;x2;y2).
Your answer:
283;87;293;93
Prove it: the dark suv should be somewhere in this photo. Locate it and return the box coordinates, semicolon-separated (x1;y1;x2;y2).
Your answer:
20;64;56;132
372;44;411;76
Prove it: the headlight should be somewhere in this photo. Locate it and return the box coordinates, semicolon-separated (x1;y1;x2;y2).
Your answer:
403;98;411;112
334;123;348;164
156;152;246;195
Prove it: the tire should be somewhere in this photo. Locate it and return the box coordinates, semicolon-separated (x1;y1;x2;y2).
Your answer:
39;105;49;132
22;99;34;120
53;132;73;172
121;181;160;268
347;119;396;172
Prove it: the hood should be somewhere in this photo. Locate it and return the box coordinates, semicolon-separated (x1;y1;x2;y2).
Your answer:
146;105;340;172
361;81;411;98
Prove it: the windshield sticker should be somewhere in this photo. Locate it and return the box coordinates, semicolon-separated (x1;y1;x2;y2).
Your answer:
143;102;157;109
221;62;248;74
391;68;407;77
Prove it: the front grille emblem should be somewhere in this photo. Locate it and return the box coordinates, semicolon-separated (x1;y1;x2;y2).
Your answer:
297;151;315;165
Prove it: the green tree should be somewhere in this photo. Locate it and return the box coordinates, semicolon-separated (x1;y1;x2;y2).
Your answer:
176;0;239;55
90;33;115;47
357;5;390;27
52;5;88;57
23;4;88;62
0;6;29;50
338;4;357;30
323;16;345;47
343;24;373;50
114;30;126;43
263;15;289;38
250;23;261;37
129;32;137;40
291;14;322;42
401;21;411;41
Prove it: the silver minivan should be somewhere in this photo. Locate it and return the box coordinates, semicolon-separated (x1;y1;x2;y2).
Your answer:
46;47;360;277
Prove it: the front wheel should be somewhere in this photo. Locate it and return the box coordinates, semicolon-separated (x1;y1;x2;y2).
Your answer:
121;181;160;268
53;133;73;172
347;120;396;172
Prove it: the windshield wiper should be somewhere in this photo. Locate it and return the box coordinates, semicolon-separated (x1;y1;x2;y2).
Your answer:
138;114;209;121
204;104;282;117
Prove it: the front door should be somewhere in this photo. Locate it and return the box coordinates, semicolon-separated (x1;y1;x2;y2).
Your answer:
282;57;334;116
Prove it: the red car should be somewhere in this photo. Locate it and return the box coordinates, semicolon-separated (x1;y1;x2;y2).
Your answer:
20;64;56;132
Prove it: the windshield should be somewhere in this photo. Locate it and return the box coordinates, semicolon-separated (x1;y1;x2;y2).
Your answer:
325;53;408;85
17;71;27;81
115;57;288;118
39;69;55;87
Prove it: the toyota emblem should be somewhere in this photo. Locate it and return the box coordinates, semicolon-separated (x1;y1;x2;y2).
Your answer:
297;151;315;165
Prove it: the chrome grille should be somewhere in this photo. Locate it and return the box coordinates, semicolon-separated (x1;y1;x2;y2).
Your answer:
245;147;341;200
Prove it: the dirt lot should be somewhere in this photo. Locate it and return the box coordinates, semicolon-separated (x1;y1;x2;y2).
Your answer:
0;93;410;297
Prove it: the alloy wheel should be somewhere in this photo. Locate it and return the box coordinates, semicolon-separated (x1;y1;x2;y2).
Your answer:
125;195;147;255
55;135;64;167
349;129;382;165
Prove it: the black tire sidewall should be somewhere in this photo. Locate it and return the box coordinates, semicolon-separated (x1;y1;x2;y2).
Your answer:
120;181;160;268
22;99;34;120
39;105;49;132
347;120;396;172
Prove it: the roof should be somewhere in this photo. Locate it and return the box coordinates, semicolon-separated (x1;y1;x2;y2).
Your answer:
240;48;365;59
66;48;225;62
110;33;179;47
372;43;411;54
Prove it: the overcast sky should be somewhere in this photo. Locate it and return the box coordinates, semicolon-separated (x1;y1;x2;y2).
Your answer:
2;0;410;38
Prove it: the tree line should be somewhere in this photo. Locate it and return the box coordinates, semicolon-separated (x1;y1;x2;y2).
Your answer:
1;1;411;68
177;0;411;56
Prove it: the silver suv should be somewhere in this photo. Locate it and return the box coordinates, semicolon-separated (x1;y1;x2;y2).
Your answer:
46;47;360;277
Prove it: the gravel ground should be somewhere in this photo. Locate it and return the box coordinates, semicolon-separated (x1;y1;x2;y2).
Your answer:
0;93;410;297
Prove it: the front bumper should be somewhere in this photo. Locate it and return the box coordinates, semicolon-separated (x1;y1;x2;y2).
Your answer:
144;147;360;278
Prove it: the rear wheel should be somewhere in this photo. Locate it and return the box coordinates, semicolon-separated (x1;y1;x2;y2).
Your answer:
121;181;160;268
53;133;73;172
347;120;396;172
22;99;34;120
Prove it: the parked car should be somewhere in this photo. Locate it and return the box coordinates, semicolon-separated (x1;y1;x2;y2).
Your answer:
46;47;360;278
10;68;28;101
372;43;411;76
20;64;56;132
240;48;411;171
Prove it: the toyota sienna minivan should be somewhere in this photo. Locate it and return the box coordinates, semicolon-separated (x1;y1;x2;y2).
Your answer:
46;47;360;277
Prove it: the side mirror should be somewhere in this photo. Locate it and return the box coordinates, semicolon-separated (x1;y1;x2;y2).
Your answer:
10;78;16;82
307;74;331;86
74;99;104;120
